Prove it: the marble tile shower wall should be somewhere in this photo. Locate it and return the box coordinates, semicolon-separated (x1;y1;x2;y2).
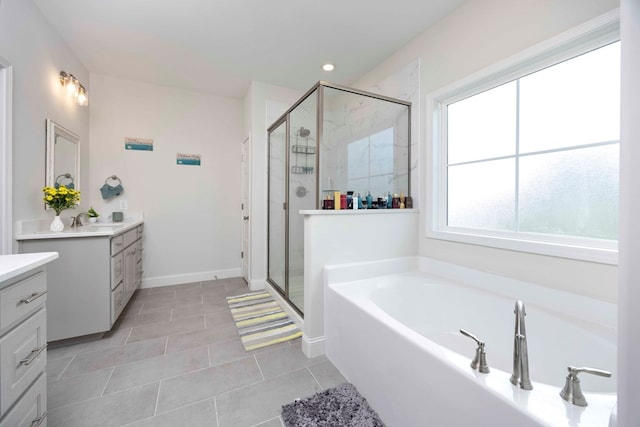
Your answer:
320;60;419;202
366;60;420;205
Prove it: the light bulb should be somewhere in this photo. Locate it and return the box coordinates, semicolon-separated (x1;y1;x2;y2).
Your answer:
77;85;88;106
322;63;335;71
67;76;79;96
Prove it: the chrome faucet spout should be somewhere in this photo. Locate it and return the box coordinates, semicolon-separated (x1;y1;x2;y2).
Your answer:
510;300;533;390
71;212;88;227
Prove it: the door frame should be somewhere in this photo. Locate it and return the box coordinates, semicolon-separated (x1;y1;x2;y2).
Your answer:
241;134;251;283
0;58;13;255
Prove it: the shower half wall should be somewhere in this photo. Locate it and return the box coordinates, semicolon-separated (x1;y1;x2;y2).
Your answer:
267;81;411;315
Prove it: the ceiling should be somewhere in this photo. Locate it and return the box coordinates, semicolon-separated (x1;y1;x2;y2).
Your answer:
33;0;465;98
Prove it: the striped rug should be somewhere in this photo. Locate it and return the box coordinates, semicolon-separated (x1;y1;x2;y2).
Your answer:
226;291;302;351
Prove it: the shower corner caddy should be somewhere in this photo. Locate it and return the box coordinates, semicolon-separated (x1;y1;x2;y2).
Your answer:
291;144;315;174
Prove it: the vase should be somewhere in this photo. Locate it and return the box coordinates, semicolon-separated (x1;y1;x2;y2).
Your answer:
89;217;97;224
50;215;64;232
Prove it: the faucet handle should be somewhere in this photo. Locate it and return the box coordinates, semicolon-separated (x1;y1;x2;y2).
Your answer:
560;365;612;407
460;329;490;374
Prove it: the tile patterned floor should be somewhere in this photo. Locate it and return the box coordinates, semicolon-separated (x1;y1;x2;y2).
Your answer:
47;278;346;427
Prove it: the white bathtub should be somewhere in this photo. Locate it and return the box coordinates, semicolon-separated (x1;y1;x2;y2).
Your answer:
325;257;617;427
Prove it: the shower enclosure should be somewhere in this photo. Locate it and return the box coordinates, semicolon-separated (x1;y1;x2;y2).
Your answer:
267;82;411;315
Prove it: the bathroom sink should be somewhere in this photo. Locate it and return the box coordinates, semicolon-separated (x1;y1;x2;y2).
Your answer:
88;222;127;227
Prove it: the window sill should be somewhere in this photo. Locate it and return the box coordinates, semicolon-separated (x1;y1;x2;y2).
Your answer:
427;228;618;265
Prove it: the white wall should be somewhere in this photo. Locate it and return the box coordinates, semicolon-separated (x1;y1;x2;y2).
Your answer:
0;0;90;251
89;74;243;286
353;0;619;303
243;81;302;290
302;210;419;357
618;0;640;424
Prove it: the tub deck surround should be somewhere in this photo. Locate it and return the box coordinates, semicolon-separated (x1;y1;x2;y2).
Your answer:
15;212;144;240
325;257;617;427
300;209;419;358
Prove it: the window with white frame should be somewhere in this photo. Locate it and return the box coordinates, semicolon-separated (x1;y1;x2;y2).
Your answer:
430;19;620;264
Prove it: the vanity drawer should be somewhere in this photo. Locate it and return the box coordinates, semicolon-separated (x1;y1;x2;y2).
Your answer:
0;308;47;417
136;225;143;239
122;228;138;249
0;272;47;333
110;235;124;255
111;252;124;290
111;283;126;325
136;240;143;264
0;372;47;427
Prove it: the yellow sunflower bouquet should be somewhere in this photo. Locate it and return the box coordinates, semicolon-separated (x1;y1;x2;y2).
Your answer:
42;185;81;215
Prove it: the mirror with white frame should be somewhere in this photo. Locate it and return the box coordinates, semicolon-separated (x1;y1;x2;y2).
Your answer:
45;119;80;208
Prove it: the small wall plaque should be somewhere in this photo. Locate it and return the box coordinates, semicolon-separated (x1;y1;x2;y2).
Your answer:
125;137;153;151
177;153;201;166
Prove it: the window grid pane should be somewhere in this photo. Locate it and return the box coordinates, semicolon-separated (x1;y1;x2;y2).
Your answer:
445;41;620;241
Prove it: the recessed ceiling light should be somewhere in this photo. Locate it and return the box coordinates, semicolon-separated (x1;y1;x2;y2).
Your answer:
322;63;335;71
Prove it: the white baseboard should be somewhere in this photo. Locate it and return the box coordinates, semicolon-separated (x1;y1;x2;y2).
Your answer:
140;268;242;289
248;279;265;291
302;334;325;358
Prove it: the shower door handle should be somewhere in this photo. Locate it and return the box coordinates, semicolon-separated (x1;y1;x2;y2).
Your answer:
243;216;249;221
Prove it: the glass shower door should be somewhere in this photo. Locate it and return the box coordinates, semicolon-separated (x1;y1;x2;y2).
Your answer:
287;91;317;313
268;120;287;294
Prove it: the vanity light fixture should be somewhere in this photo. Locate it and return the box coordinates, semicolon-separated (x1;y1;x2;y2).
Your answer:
59;71;89;106
322;63;335;71
76;85;88;106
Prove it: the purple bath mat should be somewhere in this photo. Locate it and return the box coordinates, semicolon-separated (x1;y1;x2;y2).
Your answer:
281;383;385;427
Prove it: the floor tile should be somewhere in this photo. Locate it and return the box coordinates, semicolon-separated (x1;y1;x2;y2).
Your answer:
163;281;202;291
48;382;159;427
208;339;248;367
156;356;262;414
216;368;321;427
48;328;132;361
255;418;284;427
139;294;204;313
307;360;347;389
200;281;229;295
255;344;327;380
127;315;205;343
130;292;175;304
165;324;238;354
46;278;347;427
48;368;113;409
104;345;209;394
47;355;73;380
202;293;238;306
62;337;167;377
124;398;217;427
204;309;235;327
115;309;172;329
172;300;229;319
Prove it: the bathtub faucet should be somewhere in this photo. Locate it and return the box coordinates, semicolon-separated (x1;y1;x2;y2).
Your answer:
510;300;533;390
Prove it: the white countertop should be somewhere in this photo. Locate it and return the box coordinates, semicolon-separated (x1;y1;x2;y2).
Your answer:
15;214;143;241
0;252;59;284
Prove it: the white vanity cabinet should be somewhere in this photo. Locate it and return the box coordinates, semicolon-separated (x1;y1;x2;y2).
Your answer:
19;223;144;342
111;225;143;322
0;253;57;427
